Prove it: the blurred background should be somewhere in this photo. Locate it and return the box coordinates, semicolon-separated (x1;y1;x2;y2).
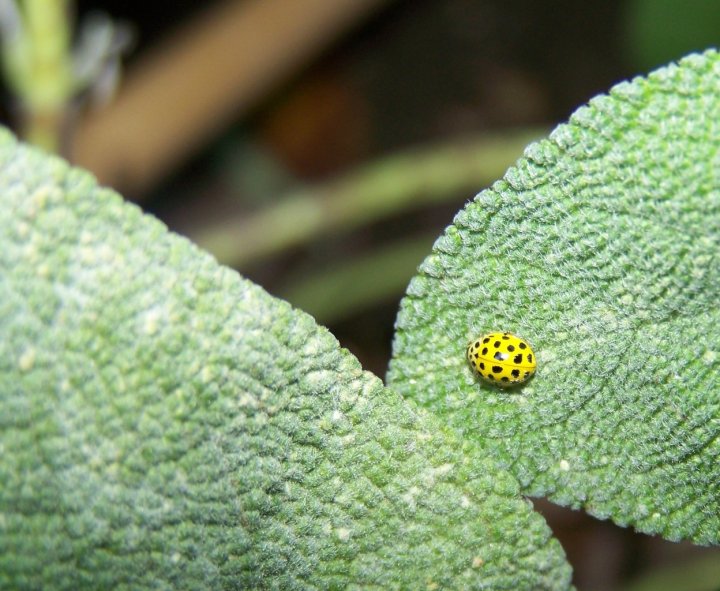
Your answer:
2;0;720;589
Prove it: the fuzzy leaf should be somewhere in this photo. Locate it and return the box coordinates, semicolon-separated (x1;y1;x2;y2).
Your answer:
0;130;572;589
388;51;720;545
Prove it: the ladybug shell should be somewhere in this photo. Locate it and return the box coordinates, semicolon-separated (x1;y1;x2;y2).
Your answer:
467;331;536;386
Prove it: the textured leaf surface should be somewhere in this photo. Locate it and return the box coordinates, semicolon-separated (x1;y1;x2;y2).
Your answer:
0;131;571;589
388;51;720;545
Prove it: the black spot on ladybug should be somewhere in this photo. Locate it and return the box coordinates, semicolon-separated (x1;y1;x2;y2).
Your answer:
507;345;515;352
524;371;530;376
511;369;520;378
501;377;509;382
519;342;527;349
528;354;533;363
487;374;495;380
481;347;488;355
479;362;485;370
513;353;523;364
493;341;500;348
474;353;479;359
492;365;502;373
474;341;480;348
502;335;510;340
494;352;508;361
483;337;490;344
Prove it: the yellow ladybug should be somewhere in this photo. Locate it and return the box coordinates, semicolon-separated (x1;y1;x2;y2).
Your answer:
467;332;536;386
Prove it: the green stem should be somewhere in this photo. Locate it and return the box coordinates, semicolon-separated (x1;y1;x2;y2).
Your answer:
276;233;436;324
191;129;545;268
3;0;74;152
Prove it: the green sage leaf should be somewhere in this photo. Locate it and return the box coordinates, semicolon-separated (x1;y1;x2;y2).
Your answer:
389;50;720;545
